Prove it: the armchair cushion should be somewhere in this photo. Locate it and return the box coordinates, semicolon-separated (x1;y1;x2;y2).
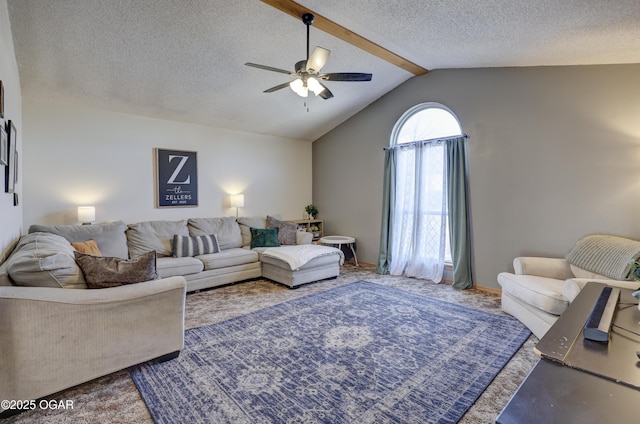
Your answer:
513;257;574;280
563;277;640;303
497;272;569;316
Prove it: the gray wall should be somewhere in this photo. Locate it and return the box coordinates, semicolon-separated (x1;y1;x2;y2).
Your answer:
312;65;640;289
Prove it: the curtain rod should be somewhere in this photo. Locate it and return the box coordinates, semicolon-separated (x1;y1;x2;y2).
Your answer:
383;134;468;151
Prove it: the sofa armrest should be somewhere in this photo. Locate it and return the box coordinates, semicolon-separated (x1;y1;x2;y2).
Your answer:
513;257;574;280
296;231;313;245
562;277;640;303
0;276;186;405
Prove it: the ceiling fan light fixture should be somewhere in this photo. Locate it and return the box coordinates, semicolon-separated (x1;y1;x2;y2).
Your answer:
246;12;371;101
307;77;325;96
289;78;308;97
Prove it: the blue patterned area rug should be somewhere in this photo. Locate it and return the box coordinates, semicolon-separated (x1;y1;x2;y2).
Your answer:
131;281;530;424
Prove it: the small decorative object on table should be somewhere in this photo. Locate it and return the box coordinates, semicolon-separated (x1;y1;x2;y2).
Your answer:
304;204;318;220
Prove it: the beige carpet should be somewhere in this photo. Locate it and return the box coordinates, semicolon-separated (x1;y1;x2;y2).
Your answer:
5;264;539;423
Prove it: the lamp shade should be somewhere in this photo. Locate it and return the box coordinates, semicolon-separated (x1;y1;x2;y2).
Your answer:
307;77;325;96
230;194;245;208
289;79;308;97
77;206;95;223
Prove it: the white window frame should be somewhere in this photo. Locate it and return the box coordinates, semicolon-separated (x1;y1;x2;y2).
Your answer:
390;102;463;265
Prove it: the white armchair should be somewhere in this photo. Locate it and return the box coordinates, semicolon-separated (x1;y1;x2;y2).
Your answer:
498;235;640;339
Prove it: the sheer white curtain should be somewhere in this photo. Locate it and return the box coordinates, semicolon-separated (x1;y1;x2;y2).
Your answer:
388;141;447;282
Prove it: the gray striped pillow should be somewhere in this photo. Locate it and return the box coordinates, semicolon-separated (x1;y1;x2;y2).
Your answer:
172;234;220;258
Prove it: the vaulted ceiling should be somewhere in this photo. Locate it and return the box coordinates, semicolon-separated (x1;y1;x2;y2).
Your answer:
7;0;640;141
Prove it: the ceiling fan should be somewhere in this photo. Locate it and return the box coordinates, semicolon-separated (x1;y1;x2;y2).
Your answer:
245;13;372;100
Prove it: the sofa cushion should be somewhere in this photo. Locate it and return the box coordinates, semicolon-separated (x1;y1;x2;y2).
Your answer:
237;216;267;247
156;256;204;278
565;234;640;280
6;232;87;289
497;272;569;316
71;239;102;256
197;248;259;270
29;221;128;259
188;217;242;250
172;234;220;257
250;227;280;248
126;220;189;258
267;215;297;245
75;250;158;289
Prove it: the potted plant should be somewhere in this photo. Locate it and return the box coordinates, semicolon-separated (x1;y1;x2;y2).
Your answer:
305;204;318;220
628;260;640;307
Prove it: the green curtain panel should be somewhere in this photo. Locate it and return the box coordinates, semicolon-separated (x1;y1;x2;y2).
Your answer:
378;136;472;289
446;137;473;289
376;148;396;274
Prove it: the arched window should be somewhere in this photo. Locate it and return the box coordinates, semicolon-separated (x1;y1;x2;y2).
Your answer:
387;103;463;281
392;103;462;146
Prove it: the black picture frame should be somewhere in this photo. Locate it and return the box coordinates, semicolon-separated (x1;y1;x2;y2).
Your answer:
155;148;198;208
5;120;16;193
0;122;7;166
0;80;4;119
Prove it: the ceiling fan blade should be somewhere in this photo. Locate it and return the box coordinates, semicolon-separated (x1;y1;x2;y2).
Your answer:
320;72;373;82
245;63;295;75
263;81;294;93
305;47;330;74
318;82;334;100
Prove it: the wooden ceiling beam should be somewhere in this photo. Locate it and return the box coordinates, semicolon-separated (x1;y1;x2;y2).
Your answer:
260;0;429;76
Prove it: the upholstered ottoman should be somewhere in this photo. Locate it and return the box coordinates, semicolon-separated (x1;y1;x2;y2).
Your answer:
260;245;344;288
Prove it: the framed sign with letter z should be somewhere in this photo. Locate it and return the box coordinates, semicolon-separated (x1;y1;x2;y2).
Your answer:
155;148;198;208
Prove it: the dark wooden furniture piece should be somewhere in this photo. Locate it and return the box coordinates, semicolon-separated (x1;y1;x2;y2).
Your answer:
497;282;640;423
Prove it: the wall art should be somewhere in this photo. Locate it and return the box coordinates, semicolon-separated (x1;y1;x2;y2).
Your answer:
0;80;4;119
0;123;7;166
5;120;16;193
155;148;198;208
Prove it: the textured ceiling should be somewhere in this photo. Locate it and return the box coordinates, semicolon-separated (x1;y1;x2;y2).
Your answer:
7;0;640;141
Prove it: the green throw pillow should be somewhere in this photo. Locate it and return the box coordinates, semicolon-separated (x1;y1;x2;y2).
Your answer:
250;227;280;248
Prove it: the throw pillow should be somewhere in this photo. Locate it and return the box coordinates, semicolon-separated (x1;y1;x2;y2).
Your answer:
237;216;267;247
75;250;158;289
71;239;103;256
172;234;220;257
250;227;280;249
266;215;298;245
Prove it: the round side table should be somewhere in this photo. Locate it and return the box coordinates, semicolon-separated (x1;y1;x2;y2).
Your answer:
318;235;359;266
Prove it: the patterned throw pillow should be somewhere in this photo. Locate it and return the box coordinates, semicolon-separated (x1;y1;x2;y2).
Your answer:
75;250;158;289
71;239;103;256
266;215;298;245
250;227;280;248
172;234;220;258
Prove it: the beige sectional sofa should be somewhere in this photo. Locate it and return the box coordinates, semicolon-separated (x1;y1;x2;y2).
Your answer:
0;215;343;414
